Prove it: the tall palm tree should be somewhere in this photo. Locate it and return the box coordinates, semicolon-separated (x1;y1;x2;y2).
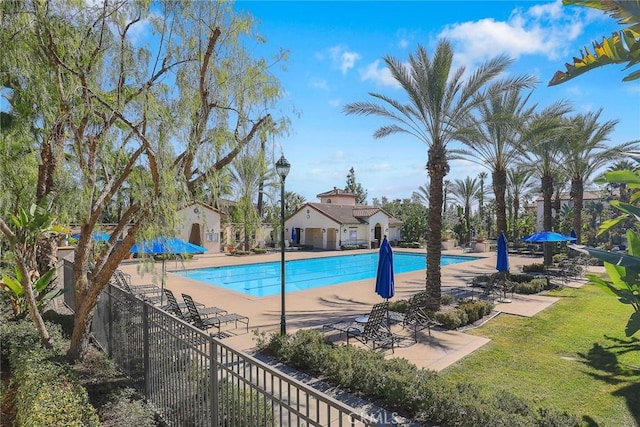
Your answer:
507;167;536;242
413;181;430;207
451;177;480;244
477;171;488;234
343;40;529;310
562;109;636;243
605;159;640;203
452;85;537;237
519;105;572;265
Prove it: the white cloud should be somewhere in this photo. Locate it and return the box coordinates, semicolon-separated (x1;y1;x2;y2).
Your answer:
625;84;640;95
327;45;361;74
438;0;584;69
360;59;401;88
399;38;409;49
328;98;341;107
309;78;329;90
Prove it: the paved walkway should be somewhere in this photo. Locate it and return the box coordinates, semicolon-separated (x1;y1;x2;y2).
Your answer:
118;248;589;372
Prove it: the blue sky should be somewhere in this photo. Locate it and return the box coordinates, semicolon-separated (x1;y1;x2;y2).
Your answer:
236;0;640;204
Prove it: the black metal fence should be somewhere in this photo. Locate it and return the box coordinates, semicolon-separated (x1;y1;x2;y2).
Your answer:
63;261;372;426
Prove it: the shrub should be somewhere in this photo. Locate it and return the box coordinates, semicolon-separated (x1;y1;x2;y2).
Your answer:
433;310;463;329
388;299;409;313
398;241;421;248
13;350;100;426
509;273;534;283
514;278;547;294
458;300;488;323
99;389;157;427
251;247;267;254
440;293;454;306
522;263;546;273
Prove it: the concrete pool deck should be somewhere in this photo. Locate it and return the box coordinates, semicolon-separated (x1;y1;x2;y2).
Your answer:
118;248;587;372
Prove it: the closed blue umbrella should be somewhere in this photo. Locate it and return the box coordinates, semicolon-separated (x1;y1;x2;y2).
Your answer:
291;227;297;244
570;229;577;240
130;237;207;304
375;236;395;300
496;232;509;272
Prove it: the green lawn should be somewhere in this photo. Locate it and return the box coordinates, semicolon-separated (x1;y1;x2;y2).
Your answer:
442;282;640;426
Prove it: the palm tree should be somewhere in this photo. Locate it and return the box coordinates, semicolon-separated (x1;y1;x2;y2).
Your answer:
562;110;636;243
606;159;640;203
519;106;572;265
452;85;537;237
412;181;430;207
477;171;488;234
343;40;529;310
451;177;480;244
507;167;536;242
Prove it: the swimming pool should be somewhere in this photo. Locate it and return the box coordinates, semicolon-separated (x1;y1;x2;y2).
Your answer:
175;252;479;297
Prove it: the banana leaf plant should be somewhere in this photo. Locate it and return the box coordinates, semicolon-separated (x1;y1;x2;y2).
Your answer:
568;168;640;336
549;0;640;86
0;267;62;319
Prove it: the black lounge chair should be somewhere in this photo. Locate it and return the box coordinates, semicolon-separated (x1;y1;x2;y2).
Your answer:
323;301;396;352
182;293;247;337
112;270;162;304
388;292;439;341
181;293;227;318
160;289;187;319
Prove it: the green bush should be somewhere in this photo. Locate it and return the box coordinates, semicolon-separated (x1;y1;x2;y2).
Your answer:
251;247;267;254
514;278;547;294
522;263;545;273
509;273;534;283
99;389;157;427
398;241;421;248
433;310;463;329
257;329;582;426
440;293;454;305
13;350;100;426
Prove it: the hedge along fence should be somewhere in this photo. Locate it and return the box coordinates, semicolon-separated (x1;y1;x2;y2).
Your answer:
1;319;100;426
259;329;582;427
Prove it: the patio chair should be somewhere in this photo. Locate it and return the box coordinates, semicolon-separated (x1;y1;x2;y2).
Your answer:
112;269;162;304
181;293;228;318
182;293;247;337
388;292;439;341
322;301;396;352
160;289;187;319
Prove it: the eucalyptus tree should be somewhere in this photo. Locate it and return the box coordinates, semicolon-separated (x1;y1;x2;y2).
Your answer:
506;167;536;242
562;110;637;243
343;40;529;310
519;104;572;265
0;0;288;361
452;84;537;237
451;177;480;245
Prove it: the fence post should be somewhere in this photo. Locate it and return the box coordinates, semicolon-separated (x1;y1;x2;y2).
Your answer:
142;303;150;400
210;337;218;427
107;283;113;358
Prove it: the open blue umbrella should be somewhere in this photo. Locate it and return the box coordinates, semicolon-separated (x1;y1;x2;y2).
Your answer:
375;236;395;300
522;231;576;242
291;227;297;244
72;231;111;241
496;232;511;303
130;237;207;304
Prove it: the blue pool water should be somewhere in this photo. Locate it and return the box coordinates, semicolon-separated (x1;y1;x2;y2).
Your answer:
175;252;479;297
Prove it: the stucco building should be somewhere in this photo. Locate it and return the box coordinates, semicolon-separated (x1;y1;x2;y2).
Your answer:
284;187;402;250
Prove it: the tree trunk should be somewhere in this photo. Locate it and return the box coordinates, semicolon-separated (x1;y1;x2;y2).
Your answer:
425;145;447;311
513;197;520;242
571;178;583;244
493;168;508;236
542;174;554;265
18;261;52;349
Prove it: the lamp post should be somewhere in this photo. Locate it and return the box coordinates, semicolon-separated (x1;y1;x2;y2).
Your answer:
275;154;290;335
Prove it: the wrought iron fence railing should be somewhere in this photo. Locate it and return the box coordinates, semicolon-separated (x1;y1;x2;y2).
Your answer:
63;261;372;426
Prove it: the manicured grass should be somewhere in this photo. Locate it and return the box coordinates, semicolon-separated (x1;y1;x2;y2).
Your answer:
442;282;640;426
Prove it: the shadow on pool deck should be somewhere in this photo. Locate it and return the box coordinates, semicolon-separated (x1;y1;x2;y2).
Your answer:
118;248;573;372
